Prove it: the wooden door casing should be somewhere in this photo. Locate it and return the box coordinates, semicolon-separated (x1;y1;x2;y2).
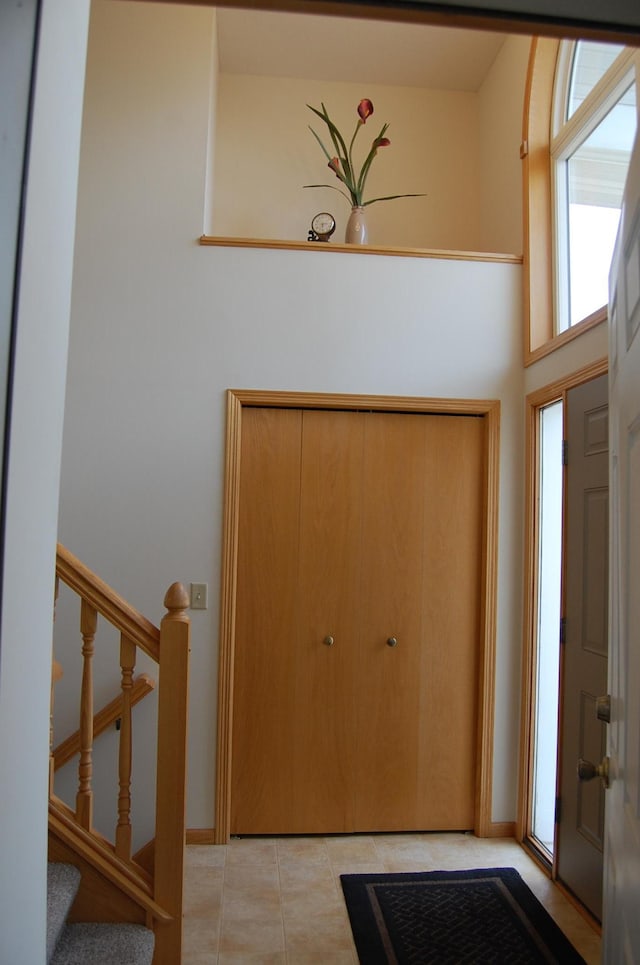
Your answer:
231;405;484;835
215;390;500;844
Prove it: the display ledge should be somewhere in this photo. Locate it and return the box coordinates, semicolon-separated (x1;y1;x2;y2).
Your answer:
199;235;523;265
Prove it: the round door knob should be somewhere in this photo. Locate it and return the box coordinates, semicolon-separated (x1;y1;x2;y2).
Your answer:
387;637;398;648
577;756;610;788
323;635;334;647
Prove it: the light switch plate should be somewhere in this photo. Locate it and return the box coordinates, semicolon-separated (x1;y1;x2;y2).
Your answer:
190;582;208;610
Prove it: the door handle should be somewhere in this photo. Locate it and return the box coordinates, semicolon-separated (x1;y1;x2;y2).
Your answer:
386;637;398;648
323;635;334;647
577;756;610;789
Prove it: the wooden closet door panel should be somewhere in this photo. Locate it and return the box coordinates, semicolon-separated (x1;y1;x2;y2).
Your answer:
417;415;483;829
292;410;364;831
355;412;427;830
231;407;302;833
230;405;484;835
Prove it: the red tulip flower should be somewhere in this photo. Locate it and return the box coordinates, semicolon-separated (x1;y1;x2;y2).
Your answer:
304;100;424;209
357;99;374;123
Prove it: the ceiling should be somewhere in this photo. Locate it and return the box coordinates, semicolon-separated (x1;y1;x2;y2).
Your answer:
216;9;513;92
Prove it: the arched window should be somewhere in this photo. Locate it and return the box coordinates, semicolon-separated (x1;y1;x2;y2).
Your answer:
551;42;637;331
522;40;639;361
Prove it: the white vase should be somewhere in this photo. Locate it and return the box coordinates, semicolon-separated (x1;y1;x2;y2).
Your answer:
345;206;368;244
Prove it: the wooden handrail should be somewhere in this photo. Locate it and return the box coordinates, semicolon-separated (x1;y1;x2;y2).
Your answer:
53;673;156;771
56;544;160;662
49;796;170;921
50;545;190;964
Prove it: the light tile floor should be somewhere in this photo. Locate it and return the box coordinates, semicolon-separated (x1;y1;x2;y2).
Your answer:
183;833;601;964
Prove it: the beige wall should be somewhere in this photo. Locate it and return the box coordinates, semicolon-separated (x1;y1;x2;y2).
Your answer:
210;24;529;252
478;35;530;254
212;74;481;249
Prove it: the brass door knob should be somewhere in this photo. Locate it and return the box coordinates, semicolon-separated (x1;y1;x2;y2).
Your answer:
387;637;398;648
323;635;334;647
577;756;610;788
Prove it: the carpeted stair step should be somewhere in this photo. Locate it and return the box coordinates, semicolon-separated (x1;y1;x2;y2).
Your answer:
50;921;155;965
47;863;81;964
47;861;155;965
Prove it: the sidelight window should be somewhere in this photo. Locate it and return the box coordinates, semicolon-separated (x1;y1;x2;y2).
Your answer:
531;400;563;856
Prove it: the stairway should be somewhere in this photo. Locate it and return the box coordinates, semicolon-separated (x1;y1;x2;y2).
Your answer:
47;863;155;965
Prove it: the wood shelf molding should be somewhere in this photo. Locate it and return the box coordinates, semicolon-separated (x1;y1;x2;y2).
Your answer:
199;235;522;265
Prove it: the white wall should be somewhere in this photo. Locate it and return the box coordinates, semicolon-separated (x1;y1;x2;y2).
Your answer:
0;1;89;961
58;0;526;838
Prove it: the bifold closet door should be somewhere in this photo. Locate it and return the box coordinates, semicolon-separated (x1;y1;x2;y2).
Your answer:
292;409;364;831
354;412;429;830
354;413;482;831
231;407;303;833
231;407;364;833
231;406;483;835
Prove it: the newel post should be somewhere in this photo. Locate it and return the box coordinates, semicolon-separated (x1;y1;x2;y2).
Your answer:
153;582;190;965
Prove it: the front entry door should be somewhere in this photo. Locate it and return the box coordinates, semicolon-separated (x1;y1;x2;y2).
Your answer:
557;374;609;919
602;133;640;963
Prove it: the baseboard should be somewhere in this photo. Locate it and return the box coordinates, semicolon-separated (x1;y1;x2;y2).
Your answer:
186;825;515;843
484;821;516;838
186;828;216;845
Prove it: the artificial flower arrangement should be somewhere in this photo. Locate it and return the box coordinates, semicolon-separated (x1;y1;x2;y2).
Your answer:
304;98;424;208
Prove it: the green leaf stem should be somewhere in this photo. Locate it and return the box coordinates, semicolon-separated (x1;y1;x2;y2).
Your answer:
305;101;424;210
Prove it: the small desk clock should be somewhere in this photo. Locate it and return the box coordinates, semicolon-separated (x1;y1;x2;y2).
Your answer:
308;212;336;242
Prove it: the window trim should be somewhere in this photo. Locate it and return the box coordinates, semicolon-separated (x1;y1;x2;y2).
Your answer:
551;45;637;333
522;39;637;365
522;37;560;364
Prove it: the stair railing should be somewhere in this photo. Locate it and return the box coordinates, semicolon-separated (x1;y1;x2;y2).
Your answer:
53;673;156;772
50;543;190;965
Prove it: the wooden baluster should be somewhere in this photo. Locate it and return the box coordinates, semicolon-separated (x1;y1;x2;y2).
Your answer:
50;660;63;795
154;582;190;965
50;575;61;795
76;598;97;830
116;634;135;860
